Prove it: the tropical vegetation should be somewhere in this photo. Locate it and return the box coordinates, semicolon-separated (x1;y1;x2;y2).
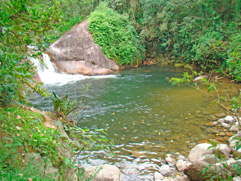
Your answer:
1;0;241;180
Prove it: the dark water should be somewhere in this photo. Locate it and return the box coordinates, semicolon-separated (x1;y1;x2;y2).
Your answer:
30;64;230;178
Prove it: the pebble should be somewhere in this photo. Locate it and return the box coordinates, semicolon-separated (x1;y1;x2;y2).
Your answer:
224;116;234;123
230;124;239;132
205;122;216;127
215;113;226;118
154;171;164;180
221;122;230;128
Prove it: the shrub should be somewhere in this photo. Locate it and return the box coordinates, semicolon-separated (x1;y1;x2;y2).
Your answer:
88;2;145;66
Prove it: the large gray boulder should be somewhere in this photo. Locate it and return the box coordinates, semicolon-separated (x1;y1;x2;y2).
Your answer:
46;19;119;75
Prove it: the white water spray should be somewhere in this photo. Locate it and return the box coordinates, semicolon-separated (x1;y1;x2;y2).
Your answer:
31;54;117;85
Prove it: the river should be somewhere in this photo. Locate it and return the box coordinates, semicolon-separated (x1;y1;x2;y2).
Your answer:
30;58;235;179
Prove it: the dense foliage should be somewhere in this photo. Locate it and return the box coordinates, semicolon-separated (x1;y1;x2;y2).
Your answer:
106;0;241;81
88;3;145;66
0;0;63;106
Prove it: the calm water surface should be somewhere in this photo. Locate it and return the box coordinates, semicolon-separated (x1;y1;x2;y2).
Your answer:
31;64;232;178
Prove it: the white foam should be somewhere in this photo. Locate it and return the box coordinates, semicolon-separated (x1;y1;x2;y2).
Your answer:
31;53;117;85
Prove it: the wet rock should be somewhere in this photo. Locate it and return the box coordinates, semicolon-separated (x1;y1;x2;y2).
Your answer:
224;116;234;123
176;160;192;172
136;175;153;180
226;132;233;137
206;128;219;134
219;131;226;136
215;113;226;118
159;164;175;176
184;161;210;181
230;124;239;132
131;151;147;159
188;143;212;162
173;175;190;181
209;115;217;121
212;144;231;160
233;176;241;181
121;164;140;176
205;121;217;127
198;154;219;164
85;164;120;181
237;131;241;138
165;154;177;165
221;122;230;128
154;171;164;180
194;75;207;82
88;159;107;166
214;159;241;177
136;162;157;172
218;118;225;123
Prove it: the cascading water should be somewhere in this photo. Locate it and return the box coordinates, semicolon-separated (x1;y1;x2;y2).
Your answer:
31;53;116;85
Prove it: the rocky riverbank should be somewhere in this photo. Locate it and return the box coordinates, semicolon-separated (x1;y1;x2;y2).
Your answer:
83;115;241;181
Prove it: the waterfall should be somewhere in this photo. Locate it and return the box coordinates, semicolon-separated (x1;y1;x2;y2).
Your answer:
31;53;117;85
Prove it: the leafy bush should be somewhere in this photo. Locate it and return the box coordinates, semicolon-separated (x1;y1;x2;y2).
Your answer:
0;105;111;180
52;92;77;121
88;2;145;66
0;0;62;106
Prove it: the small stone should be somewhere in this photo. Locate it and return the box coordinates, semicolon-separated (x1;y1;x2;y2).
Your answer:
173;175;190;181
233;176;241;181
188;143;212;162
154;171;164;180
184;161;210;180
207;128;219;134
194;75;207;82
219;132;226;136
229;138;239;149
198;154;219;164
221;123;230;128
176;160;192;172
226;132;233;137
213;121;219;125
237;131;241;138
230;124;239;132
224;116;234;123
218;118;225;123
209;115;217;121
213;144;231;160
165;154;177;165
205;122;216;127
215;113;226;118
159;164;174;176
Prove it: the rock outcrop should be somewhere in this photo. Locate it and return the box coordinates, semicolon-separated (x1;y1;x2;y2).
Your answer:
46;19;119;75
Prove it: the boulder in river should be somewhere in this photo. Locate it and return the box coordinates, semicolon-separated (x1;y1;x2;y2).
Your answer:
85;164;120;181
188;143;212;162
46;19;119;75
